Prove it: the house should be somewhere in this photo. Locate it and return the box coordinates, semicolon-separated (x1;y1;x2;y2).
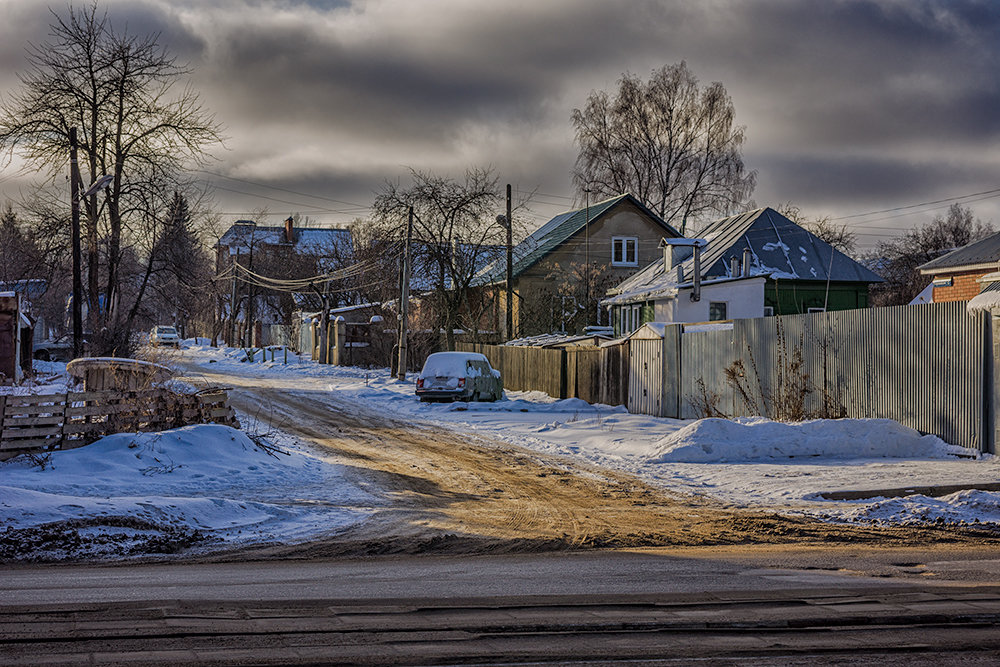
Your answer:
474;193;682;337
216;218;354;345
917;230;1000;303
602;207;883;336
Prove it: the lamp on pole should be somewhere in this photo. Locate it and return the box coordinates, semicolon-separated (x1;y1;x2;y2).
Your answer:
69;127;112;358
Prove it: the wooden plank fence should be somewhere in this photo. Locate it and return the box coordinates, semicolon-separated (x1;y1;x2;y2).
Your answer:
0;388;238;458
456;342;629;406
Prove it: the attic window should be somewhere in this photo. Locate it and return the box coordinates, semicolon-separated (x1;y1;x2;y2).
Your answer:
612;237;638;267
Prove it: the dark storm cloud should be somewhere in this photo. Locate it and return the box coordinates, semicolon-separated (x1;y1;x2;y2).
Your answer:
1;0;999;231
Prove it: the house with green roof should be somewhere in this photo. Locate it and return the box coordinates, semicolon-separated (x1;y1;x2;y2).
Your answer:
603;207;883;336
474;193;681;336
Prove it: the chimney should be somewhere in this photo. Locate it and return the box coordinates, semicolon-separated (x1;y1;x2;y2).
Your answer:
284;217;294;244
730;256;740;277
742;248;752;277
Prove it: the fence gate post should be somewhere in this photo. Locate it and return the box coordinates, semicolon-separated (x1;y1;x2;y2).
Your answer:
991;308;999;454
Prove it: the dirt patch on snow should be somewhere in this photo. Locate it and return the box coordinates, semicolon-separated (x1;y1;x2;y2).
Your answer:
186;380;999;562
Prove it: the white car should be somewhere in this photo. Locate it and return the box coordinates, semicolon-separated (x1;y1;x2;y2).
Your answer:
149;325;180;348
416;352;503;402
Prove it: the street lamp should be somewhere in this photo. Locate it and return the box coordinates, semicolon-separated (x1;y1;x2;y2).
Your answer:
70;127;112;358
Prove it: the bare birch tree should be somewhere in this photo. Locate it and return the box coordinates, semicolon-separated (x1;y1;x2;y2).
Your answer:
572;61;755;232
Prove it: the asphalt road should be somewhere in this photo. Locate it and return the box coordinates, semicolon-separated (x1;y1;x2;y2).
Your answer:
5;547;1000;665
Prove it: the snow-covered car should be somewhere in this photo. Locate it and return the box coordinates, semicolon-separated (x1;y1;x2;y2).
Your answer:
149;325;180;347
415;352;502;402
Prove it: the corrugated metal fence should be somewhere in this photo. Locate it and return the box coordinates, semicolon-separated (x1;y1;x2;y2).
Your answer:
667;302;990;451
460;303;993;451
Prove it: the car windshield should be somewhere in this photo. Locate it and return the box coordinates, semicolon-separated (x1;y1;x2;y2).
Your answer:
156;327;176;334
420;352;487;377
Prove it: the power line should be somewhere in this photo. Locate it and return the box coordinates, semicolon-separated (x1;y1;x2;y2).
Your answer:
195;169;371;210
832;186;1000;222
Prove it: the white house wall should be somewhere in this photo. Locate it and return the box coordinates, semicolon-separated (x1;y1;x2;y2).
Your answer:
657;278;765;323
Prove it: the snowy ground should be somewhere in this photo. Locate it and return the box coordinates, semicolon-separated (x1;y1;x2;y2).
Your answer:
3;341;1000;561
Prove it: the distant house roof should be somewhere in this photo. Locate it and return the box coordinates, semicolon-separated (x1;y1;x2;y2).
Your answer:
607;207;881;304
918;230;1000;274
217;220;353;257
475;193;681;285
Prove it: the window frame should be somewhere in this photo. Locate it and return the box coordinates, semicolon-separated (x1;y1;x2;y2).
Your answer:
708;301;728;322
611;236;639;267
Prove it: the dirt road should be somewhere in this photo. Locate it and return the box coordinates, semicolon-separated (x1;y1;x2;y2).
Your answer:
169;364;1000;560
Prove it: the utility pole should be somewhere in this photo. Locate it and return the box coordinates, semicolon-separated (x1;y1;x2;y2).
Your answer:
229;249;240;347
397;206;413;381
505;183;513;341
584;188;591;328
69;128;83;359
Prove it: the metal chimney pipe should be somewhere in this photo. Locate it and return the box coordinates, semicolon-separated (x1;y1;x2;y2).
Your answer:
742;248;752;277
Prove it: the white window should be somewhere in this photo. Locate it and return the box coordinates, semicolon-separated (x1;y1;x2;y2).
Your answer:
618;304;642;334
807;307;826;314
611;237;638;267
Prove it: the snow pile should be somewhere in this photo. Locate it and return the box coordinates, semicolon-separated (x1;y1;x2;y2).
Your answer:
0;424;374;561
647;418;973;463
842;489;1000;528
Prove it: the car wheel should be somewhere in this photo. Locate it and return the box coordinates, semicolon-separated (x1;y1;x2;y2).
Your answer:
34;350;50;361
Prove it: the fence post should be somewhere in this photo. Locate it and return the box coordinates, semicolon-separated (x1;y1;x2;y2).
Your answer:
560;349;568;399
991;308;999;454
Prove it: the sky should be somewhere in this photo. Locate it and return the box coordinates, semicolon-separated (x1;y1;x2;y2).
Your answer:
0;0;999;251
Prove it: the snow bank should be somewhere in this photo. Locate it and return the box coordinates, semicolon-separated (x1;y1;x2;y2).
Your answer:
842;489;1000;527
647;418;973;463
0;424;374;558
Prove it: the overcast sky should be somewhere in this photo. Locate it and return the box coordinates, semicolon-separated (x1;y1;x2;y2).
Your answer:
1;0;998;249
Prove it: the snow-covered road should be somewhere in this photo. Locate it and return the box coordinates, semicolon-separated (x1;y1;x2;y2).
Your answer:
3;342;999;561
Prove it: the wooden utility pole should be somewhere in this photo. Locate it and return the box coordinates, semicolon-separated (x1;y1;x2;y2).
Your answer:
397;206;413;381
229;249;240;347
69;128;83;358
505;183;513;341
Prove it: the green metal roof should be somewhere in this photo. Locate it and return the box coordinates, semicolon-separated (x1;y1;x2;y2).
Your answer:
474;193;680;285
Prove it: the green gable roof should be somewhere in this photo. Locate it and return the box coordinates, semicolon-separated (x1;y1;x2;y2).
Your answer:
474;193;680;285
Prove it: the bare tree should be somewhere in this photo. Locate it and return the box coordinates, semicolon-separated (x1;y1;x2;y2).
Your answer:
0;2;223;353
868;204;993;306
777;202;858;256
371;168;504;350
572;62;756;232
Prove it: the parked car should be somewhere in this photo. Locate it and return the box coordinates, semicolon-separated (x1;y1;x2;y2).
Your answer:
416;352;502;402
149;325;180;347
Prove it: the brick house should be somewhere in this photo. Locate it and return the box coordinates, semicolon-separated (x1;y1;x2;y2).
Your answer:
918;230;1000;302
216;218;354;345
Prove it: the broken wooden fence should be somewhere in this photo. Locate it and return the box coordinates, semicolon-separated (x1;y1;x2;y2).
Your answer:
0;388;238;458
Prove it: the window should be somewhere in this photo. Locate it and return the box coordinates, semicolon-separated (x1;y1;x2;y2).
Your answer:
807;307;826;314
611;237;638;267
618;303;643;334
763;306;774;317
709;301;727;321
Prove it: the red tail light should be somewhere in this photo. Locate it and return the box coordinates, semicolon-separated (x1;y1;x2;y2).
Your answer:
458;378;465;388
416;378;424;388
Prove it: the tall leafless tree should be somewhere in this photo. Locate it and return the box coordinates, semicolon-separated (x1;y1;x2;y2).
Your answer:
0;2;223;353
572;62;756;232
371;168;506;350
868;203;993;306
